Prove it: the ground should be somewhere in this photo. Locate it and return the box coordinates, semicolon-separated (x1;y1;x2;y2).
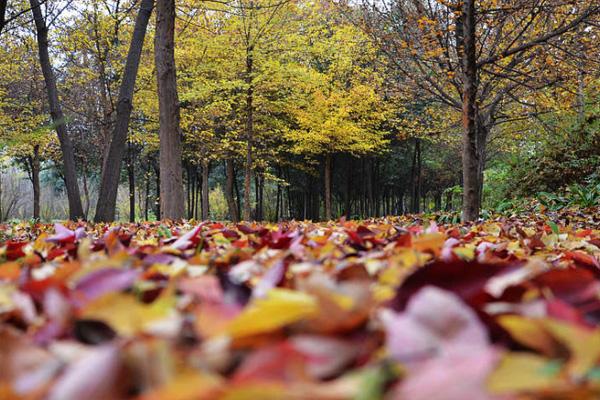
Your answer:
1;209;600;399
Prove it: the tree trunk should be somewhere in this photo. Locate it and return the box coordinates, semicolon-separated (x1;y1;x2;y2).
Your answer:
345;157;352;218
95;0;153;222
0;0;7;35
186;164;192;219
242;45;254;221
194;168;200;219
445;190;453;211
410;139;421;213
32;145;41;220
461;0;480;222
155;0;185;220
225;159;239;222
30;0;84;220
144;169;150;221
128;140;136;222
275;169;281;222
258;175;264;221
434;193;442;211
577;68;585;125
201;159;209;220
153;162;160;218
0;169;3;221
324;154;332;220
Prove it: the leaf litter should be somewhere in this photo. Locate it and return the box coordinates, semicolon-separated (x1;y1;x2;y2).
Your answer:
0;210;599;399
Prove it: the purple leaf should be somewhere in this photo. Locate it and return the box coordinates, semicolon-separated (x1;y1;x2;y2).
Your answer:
46;223;75;244
392;348;501;400
382;286;489;363
73;268;140;306
171;226;202;250
252;261;286;298
48;345;121;400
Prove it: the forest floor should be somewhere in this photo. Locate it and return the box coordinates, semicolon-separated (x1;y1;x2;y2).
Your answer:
1;209;600;399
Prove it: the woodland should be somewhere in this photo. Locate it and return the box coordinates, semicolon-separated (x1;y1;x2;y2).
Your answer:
0;0;599;399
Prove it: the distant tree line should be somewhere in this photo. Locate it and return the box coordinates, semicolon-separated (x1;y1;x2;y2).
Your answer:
0;0;598;222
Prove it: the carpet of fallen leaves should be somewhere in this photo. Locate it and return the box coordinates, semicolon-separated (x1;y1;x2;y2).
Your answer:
1;210;600;399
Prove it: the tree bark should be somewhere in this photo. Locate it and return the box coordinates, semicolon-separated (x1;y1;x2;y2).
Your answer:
201;159;209;220
461;0;480;222
445;190;453;211
0;0;7;35
128;140;136;222
225;159;238;222
0;169;3;221
242;45;254;221
155;0;185;220
410;139;421;213
144;168;150;221
255;173;264;221
324;154;332;221
153;162;160;218
577;68;585;124
32;145;41;220
30;0;84;220
95;0;154;222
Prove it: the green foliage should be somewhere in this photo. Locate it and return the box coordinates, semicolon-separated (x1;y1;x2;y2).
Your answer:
209;186;229;220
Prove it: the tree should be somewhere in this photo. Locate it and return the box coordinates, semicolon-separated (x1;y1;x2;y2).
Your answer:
29;0;84;220
286;13;389;220
358;0;600;221
155;0;184;219
94;0;154;222
230;0;294;221
0;0;7;34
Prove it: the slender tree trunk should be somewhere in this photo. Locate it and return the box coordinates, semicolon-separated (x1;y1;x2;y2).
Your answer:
0;169;3;221
144;169;150;221
194;168;200;220
258;175;264;221
577;68;585;124
324;154;332;220
186;164;191;218
154;162;160;218
201;159;209;220
30;0;84;220
410;139;421;213
417;144;422;212
128;141;136;222
242;45;254;221
0;0;7;35
234;167;241;219
94;0;154;222
225;159;239;222
461;0;480;222
367;159;374;216
445;190;453;211
275;175;281;222
191;165;197;219
155;0;184;220
32;145;41;220
434;193;442;211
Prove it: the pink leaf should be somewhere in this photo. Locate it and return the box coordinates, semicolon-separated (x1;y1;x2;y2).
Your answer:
48;345;121;400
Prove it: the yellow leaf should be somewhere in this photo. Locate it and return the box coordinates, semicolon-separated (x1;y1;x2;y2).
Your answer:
453;246;475;261
139;372;222;400
497;315;558;356
220;383;289;400
541;319;600;376
81;292;175;336
487;353;562;394
412;233;446;255
226;289;318;338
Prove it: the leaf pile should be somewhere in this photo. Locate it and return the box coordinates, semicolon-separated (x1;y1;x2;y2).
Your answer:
1;211;600;399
